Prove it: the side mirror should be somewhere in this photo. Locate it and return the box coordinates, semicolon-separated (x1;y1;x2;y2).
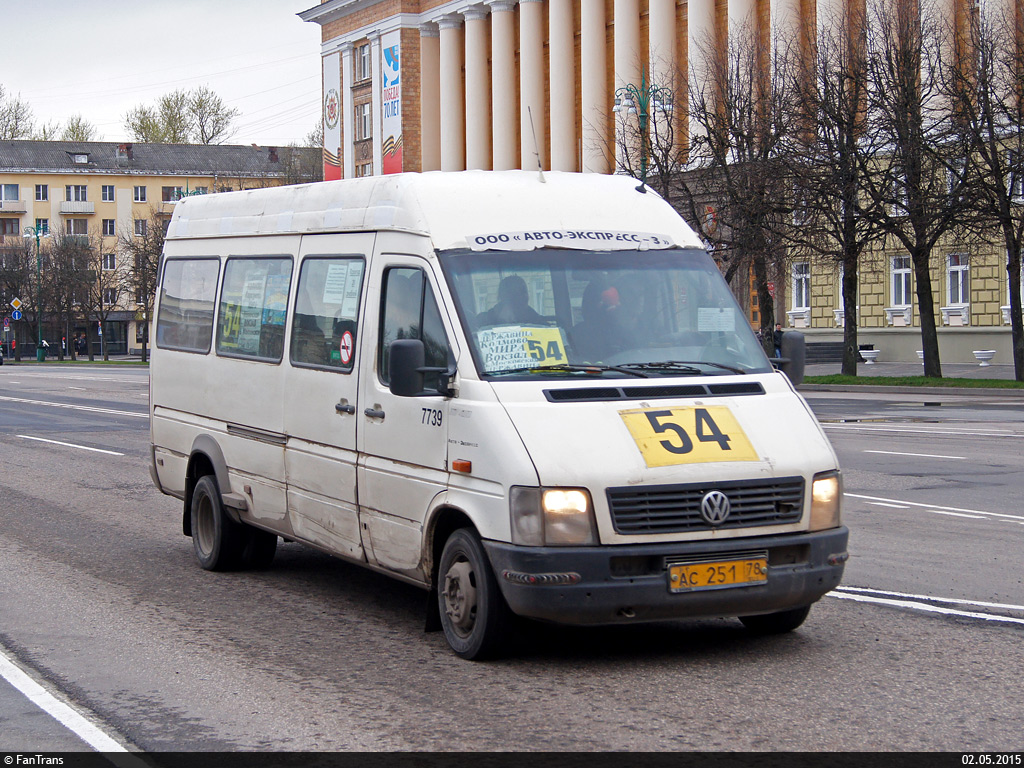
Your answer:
389;339;425;397
779;331;806;385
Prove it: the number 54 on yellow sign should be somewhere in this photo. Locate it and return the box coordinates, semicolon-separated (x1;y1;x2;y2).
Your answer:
618;406;759;467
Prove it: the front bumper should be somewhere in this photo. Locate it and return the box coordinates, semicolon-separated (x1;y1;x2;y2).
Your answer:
482;527;848;625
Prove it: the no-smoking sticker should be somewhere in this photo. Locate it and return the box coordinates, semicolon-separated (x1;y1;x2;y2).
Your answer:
339;330;354;365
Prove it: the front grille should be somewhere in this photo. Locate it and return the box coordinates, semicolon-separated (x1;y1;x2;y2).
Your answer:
607;477;805;534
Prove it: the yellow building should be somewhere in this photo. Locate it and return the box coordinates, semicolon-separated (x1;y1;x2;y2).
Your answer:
0;140;290;357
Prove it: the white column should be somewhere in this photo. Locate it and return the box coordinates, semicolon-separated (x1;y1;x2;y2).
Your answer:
519;0;546;170
614;0;640;172
614;0;641;90
420;25;441;172
548;0;577;171
439;14;466;172
464;5;492;170
341;41;355;180
729;0;757;41
489;0;518;170
370;32;383;175
648;0;677;87
581;0;609;173
770;0;802;41
687;0;716;143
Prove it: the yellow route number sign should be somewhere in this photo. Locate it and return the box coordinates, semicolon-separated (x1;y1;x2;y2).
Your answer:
619;406;759;467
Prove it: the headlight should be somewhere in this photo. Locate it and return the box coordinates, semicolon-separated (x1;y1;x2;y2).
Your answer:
510;486;598;546
810;471;842;530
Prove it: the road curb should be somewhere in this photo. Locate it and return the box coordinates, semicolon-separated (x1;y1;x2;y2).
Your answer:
799;383;1024;397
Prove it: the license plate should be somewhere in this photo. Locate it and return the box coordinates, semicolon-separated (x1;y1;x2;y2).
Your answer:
668;557;768;593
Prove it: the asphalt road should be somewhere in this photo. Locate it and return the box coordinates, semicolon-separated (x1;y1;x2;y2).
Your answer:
0;365;1022;752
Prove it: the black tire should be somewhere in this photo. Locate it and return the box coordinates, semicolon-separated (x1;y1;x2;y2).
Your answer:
739;605;812;635
437;528;511;660
240;528;278;569
190;475;247;571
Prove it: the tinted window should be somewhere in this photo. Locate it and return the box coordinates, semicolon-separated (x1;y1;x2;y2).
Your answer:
156;258;220;353
290;257;365;370
216;257;292;362
379;267;450;390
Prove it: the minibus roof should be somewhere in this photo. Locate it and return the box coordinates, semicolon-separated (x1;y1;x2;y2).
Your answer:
165;170;703;252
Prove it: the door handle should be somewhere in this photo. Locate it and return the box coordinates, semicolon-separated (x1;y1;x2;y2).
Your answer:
364;408;386;420
335;402;355;414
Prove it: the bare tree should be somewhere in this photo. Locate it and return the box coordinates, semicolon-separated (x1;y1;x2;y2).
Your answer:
42;231;94;360
857;0;978;378
783;1;885;374
0;239;35;361
123;87;238;145
942;5;1024;381
677;24;798;340
117;210;165;363
73;234;129;362
0;85;33;139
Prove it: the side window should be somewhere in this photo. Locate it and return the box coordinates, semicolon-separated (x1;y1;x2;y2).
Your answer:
290;256;365;370
155;258;220;353
216;257;293;362
379;267;451;390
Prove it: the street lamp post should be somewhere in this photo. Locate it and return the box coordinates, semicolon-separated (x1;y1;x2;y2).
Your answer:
613;68;674;188
23;225;46;362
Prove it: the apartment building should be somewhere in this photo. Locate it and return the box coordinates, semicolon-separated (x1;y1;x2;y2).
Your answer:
299;0;1022;364
0;141;289;357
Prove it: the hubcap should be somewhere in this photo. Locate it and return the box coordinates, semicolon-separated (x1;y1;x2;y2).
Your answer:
443;558;477;635
195;495;215;556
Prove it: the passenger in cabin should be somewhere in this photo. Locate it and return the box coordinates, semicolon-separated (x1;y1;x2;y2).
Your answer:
476;275;543;326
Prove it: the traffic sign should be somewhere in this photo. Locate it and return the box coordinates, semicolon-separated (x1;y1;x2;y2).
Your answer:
10;298;22;310
11;310;22;321
2;317;8;328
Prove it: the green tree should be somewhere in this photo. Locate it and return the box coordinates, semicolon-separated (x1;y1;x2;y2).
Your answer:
123;87;239;144
0;84;33;139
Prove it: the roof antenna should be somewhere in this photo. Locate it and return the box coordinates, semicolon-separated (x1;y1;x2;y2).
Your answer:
527;106;546;183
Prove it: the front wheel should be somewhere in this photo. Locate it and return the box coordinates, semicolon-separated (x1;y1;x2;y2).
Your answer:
739;605;811;635
190;475;247;571
437;528;511;660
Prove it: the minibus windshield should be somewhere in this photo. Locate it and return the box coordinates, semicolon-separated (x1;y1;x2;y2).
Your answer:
438;247;772;379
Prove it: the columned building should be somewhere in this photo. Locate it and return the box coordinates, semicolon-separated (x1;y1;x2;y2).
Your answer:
300;0;1023;365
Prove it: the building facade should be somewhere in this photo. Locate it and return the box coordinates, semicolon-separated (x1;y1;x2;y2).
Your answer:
300;0;1022;364
0;141;291;357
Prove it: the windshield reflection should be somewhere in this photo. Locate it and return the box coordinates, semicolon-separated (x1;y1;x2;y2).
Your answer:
438;247;772;378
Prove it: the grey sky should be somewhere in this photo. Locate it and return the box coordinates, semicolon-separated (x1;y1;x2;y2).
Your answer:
2;0;322;146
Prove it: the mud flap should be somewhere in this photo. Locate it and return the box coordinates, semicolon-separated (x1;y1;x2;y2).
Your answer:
424;588;442;632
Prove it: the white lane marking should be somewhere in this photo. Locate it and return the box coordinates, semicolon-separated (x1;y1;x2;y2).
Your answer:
0;646;128;752
838;586;1024;613
17;435;124;456
68;386;86;391
865;501;910;509
825;424;1019;439
0;395;146;419
927;510;987;519
846;493;1024;522
864;449;966;460
829;592;1024;626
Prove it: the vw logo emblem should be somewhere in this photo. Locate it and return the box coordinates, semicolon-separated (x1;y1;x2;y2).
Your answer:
700;490;731;525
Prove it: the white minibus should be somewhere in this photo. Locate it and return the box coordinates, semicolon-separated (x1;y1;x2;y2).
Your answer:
150;171;848;659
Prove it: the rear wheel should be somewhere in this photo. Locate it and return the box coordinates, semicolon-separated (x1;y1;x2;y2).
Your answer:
190;475;247;571
739;605;811;635
438;528;511;660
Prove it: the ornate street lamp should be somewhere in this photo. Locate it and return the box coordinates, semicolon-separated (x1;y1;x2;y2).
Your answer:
613;68;674;189
23;225;47;362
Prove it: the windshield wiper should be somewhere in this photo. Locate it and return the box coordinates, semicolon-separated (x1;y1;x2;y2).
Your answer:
619;360;747;376
485;363;650;378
